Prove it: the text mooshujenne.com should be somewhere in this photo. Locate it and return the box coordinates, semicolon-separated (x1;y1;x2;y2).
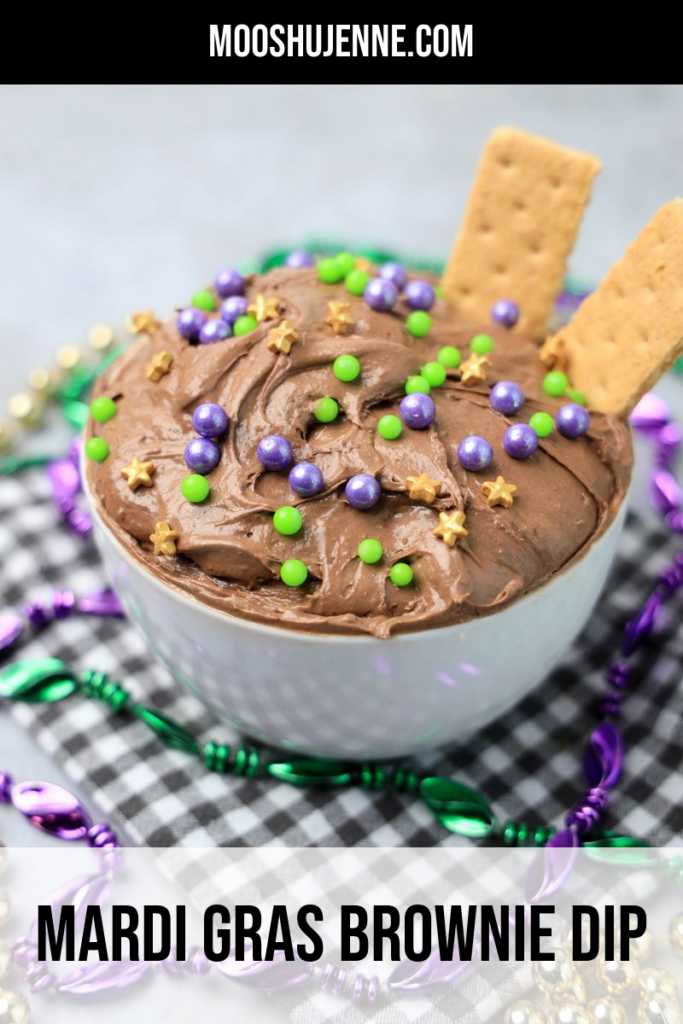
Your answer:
210;24;473;58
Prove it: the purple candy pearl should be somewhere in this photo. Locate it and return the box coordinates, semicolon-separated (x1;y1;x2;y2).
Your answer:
199;319;231;345
556;403;591;439
405;279;436;312
177;307;208;340
399;392;436;430
214;267;245;298
289;462;324;497
490;380;525;416
379;262;407;291
220;295;249;327
192;403;229;438
285;251;314;269
345;474;381;510
490;298;520;328
184;437;221;475
364;277;398;312
457;435;493;472
257;434;293;471
503;423;539;459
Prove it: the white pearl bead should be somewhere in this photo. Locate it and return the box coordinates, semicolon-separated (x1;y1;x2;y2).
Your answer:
504;1001;547;1024
547;1003;593;1024
639;968;678;1000
532;948;577;996
637;995;682;1024
0;989;30;1024
595;955;639;996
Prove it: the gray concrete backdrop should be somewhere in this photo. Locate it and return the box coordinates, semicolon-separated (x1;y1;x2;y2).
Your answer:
1;84;682;845
2;84;683;407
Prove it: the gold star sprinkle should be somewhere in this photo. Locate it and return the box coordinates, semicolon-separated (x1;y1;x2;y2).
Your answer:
146;350;174;382
433;509;468;547
126;309;162;336
540;333;569;372
406;472;442;504
267;320;299;355
481;476;517;509
121;456;156;491
150;521;178;556
460;353;491;387
248;294;280;323
326;301;355;335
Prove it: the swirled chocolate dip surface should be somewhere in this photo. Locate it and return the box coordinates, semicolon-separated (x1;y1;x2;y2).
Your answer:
86;268;632;638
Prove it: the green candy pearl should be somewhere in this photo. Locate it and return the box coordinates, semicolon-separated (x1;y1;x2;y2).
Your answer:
333;354;360;382
566;388;587;407
470;333;494;355
273;505;303;536
438;346;461;369
405;375;430;395
406;311;432;338
85;437;109;462
318;258;344;284
377;414;402;440
280;559;308;586
390;562;413;587
233;315;259;337
543;370;569;397
345;269;369;296
90;396;117;423
358;538;383;564
434;283;445;299
421;362;447;387
335;252;357;277
182;474;210;503
192;289;217;312
529;411;555;438
314;397;339;423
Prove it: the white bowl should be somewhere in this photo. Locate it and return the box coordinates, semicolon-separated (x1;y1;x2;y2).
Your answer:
86;474;628;760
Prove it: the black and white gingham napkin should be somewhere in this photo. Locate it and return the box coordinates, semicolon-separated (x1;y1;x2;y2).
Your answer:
1;466;682;850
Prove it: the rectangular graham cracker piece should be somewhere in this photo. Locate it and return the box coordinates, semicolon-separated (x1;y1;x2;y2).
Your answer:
442;127;601;338
543;200;683;416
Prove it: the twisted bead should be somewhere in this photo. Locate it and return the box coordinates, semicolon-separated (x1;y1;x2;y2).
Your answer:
665;510;683;532
358;765;387;791
79;670;130;712
353;973;380;1002
24;960;56;993
605;661;630;689
231;746;262;778
389;765;419;793
566;787;609;833
52;589;76;619
157;945;210;977
203;741;231;773
320;963;348;996
501;821;555;847
87;823;120;848
24;600;50;629
12;936;38;968
0;773;12;803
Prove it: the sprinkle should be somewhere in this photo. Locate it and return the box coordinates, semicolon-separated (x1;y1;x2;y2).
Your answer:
57;345;81;371
377;414;402;440
481;476;517;509
248;294;280;323
150;521;178;556
233;315;259;336
181;473;210;503
314;397;339;423
433;509;468;547
405;376;431;395
345;269;369;296
326;301;355;335
88;324;115;352
90;397;117;423
273;506;303;536
192;289;217;312
335;252;357;277
146;350;173;382
358;538;383;564
420;362;446;387
405;472;442;504
438;346;461;369
280;559;308;587
127;309;162;336
267;319;298;355
539;334;569;372
460;353;490;387
318;258;345;284
121;456;155;490
470;333;494;355
85;437;109;463
529;411;554;437
333;354;361;382
543;370;569;397
389;562;414;587
490;299;519;328
406;311;432;338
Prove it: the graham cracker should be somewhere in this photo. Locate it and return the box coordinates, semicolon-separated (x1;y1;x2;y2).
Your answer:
543;200;683;416
443;127;601;338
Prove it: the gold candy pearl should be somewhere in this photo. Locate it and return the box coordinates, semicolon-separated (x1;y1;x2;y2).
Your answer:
0;420;17;454
0;940;9;981
588;996;627;1024
0;989;30;1024
8;392;43;428
0;890;9;927
563;925;604;971
547;1006;592;1024
595;956;640;997
669;912;683;956
88;323;115;352
57;344;82;371
637;995;682;1024
547;973;587;1007
532;948;577;997
639;968;678;1000
504;1001;547;1024
613;926;653;961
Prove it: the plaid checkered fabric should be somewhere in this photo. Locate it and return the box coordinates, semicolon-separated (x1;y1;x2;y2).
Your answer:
2;465;682;851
